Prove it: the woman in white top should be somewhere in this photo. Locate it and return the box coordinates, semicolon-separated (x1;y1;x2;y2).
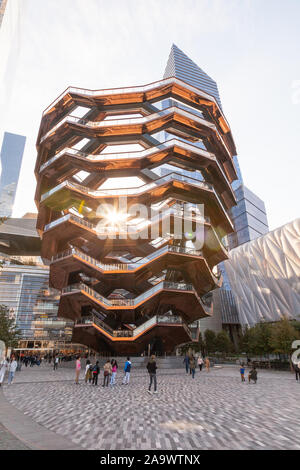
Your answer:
8;358;18;385
197;356;204;372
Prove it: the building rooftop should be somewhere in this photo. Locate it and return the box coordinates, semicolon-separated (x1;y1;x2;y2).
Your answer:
0;216;41;255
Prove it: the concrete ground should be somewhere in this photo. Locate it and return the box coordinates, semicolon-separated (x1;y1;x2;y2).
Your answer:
0;362;299;450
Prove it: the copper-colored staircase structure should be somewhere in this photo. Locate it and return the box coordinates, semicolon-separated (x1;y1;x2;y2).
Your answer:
35;77;237;354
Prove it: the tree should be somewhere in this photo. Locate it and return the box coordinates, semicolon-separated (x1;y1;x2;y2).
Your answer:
215;330;233;353
238;323;272;355
269;319;300;355
198;331;205;355
0;304;21;351
250;322;272;355
239;327;252;353
204;329;216;353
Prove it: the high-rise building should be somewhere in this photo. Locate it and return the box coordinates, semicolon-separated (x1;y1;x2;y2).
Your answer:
227;157;269;249
224;218;300;326
0;262;72;348
0;131;26;217
162;45;269;340
164;44;222;108
0;213;41;255
35;71;238;354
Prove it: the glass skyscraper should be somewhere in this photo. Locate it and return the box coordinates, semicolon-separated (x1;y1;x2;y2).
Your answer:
0;262;72;348
162;45;269;338
0;131;26;217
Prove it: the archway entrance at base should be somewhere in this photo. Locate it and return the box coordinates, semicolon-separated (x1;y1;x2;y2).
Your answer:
149;336;164;356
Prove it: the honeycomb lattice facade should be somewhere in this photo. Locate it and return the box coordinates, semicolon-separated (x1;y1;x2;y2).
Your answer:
35;77;237;354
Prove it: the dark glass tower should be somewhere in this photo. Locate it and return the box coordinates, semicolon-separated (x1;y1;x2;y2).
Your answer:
163;45;269;339
164;44;222;108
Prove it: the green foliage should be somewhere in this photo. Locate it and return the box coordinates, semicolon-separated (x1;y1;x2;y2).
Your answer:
269;319;300;354
251;322;272;355
291;321;300;333
0;304;21;350
239;320;300;356
198;331;205;354
204;329;217;353
215;330;233;353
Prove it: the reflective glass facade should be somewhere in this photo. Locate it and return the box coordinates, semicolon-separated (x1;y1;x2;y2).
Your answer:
227;184;269;250
0;132;26;217
225;219;300;326
164;44;222;108
162;45;269;335
0;263;72;343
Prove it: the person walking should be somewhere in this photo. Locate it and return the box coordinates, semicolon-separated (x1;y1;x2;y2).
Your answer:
7;357;18;385
183;354;190;374
53;356;59;371
189;355;196;378
205;357;210;372
0;356;8;387
197;356;204;372
110;359;118;387
248;366;257;384
122;357;131;385
92;361;100;386
147;354;157;394
103;359;112;387
85;360;92;383
240;363;246;382
293;361;300;382
75;356;81;384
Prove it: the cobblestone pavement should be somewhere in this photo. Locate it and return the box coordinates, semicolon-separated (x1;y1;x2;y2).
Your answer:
0;421;29;450
2;364;300;450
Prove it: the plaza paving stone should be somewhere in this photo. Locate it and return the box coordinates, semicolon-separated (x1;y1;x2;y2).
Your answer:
0;421;29;450
1;363;300;450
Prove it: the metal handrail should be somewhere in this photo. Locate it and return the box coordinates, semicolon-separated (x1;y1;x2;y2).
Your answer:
43;77;223;123
41;171;213;202
44;208;210;233
52;245;203;270
63;280;194;307
39;137;215;172
39;104;231;161
76;313;192;338
62;280;212;315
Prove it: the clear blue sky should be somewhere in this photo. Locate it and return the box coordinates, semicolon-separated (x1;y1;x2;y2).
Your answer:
0;0;299;230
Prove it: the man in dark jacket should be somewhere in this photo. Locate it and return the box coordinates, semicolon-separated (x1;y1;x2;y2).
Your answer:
183;354;190;374
92;361;100;386
293;361;300;382
248;366;257;384
147;355;157;394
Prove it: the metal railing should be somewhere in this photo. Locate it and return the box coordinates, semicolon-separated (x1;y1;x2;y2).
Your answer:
52;245;203;271
62;280;212;316
39;104;231;161
76;313;192;339
43;77;222;121
41;170;213;202
63;280;194;307
44;207;210;233
39;137;215;172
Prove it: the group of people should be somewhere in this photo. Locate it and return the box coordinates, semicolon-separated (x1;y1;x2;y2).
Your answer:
73;355;159;393
183;354;210;378
75;356;132;388
0;356;18;386
239;363;258;383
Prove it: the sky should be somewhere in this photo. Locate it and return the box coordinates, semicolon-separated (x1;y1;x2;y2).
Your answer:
0;0;299;231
